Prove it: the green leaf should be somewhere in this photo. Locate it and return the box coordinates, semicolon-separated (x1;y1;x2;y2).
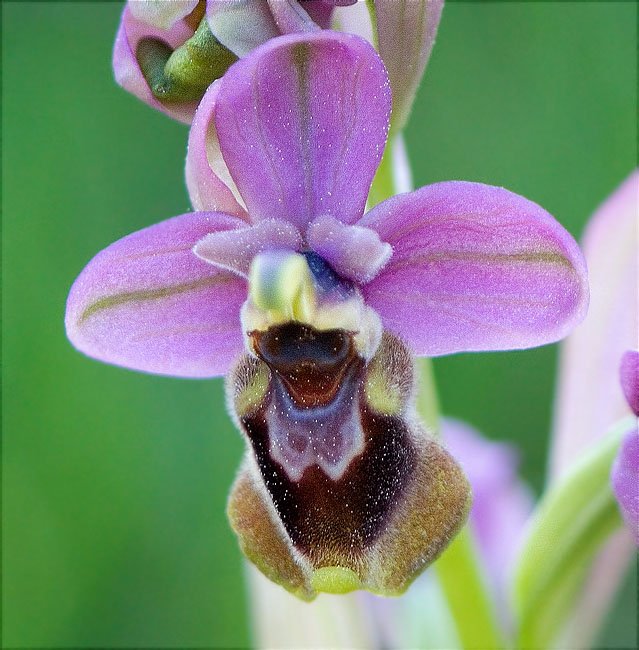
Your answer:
513;419;630;649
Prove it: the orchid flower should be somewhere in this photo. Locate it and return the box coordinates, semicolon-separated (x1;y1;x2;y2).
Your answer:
612;350;639;543
68;31;588;599
114;0;442;130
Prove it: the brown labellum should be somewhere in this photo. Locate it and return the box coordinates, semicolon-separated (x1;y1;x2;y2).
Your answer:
226;323;471;599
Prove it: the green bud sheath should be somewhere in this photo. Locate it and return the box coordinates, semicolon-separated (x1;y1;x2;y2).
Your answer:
136;17;237;104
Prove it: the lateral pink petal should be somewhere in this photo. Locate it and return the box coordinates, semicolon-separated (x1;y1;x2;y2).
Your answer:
373;0;444;129
186;81;249;217
307;215;391;283
215;31;391;229
194;218;302;276
360;181;588;356
66;212;247;378
113;6;198;124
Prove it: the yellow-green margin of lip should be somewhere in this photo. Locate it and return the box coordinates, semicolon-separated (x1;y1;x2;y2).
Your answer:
365;362;403;415
249;252;316;323
310;566;363;595
233;360;270;417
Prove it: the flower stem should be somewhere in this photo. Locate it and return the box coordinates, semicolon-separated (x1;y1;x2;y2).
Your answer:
367;134;397;209
435;526;507;650
417;357;440;434
416;357;505;649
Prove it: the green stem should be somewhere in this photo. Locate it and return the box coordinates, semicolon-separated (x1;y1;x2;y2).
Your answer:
513;420;628;650
367;135;397;209
417;357;440;434
369;135;504;650
436;527;507;650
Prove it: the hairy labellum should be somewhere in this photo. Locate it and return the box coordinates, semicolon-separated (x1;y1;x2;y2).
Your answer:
226;324;471;599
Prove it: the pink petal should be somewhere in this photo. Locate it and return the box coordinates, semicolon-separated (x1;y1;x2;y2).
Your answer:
266;0;322;33
306;215;391;283
186;81;249;217
620;350;639;417
611;427;639;543
360;181;588;356
373;0;444;129
551;170;639;477
214;31;391;229
128;0;199;30
194;218;303;276
206;0;280;57
548;170;638;650
112;6;198;124
302;2;335;29
66;212;247;378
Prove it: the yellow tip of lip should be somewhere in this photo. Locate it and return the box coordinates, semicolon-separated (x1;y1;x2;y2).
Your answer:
310;566;362;595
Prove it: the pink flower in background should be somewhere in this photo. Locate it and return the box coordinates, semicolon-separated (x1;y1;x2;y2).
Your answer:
612;350;639;543
547;170;638;648
443;419;533;606
70;31;587;598
551;170;639;477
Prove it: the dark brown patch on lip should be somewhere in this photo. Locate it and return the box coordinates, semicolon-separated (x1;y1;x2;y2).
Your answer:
240;397;416;566
251;323;358;408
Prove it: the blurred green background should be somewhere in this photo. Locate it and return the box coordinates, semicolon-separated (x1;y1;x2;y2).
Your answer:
2;2;636;647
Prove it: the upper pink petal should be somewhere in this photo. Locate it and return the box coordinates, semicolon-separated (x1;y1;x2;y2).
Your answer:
373;0;444;130
214;31;391;229
302;1;335;29
186;80;249;217
113;6;198;124
360;181;588;356
66;212;247;378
